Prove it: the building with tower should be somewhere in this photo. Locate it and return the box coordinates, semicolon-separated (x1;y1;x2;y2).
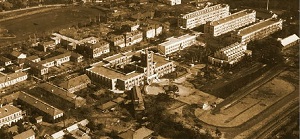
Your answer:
86;50;175;90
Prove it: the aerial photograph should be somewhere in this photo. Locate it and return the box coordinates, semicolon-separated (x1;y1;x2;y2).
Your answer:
0;0;298;138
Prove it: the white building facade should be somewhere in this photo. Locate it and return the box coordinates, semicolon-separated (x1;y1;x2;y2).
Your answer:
204;9;256;37
178;4;230;29
157;34;197;55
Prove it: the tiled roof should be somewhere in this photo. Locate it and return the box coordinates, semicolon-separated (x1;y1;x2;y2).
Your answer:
58;74;91;90
0;56;12;62
0;105;21;119
0;72;27;84
13;129;35;139
18;91;63;117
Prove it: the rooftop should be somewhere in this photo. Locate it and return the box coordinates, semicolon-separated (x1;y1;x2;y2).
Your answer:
159;34;196;47
39;51;71;65
0;72;27;84
59;74;91;90
88;65;143;81
18;91;64;117
0;105;21;119
210;9;255;26
13;129;35;139
237;18;282;36
280;34;300;46
118;127;154;139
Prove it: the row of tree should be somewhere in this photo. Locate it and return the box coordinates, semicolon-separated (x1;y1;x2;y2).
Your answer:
0;0;74;11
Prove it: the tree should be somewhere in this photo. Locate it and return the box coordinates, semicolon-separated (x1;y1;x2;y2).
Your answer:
1;2;13;10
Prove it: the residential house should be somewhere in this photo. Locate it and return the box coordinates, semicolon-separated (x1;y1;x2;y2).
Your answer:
158;0;181;5
38;41;56;52
0;56;13;66
0;105;23;128
38;52;71;67
10;51;27;60
70;52;84;63
118;127;154;139
13;129;35;139
124;30;143;47
107;33;126;48
58;74;91;93
0;72;28;89
26;56;41;63
25;60;49;76
140;24;162;39
122;21;140;32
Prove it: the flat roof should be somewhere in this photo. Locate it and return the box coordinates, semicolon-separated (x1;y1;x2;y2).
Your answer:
153;54;171;67
159;34;196;47
280;34;300;46
210;9;255;26
237;18;282;36
88;66;143;81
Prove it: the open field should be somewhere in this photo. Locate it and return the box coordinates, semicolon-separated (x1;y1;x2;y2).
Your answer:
195;69;298;128
0;6;103;45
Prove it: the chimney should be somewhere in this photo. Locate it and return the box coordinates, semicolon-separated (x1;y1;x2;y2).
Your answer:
5;108;8;112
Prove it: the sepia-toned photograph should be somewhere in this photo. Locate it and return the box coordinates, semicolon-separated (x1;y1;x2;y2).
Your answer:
0;0;299;138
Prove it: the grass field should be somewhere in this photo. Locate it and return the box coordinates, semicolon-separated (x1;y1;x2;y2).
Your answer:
0;6;102;45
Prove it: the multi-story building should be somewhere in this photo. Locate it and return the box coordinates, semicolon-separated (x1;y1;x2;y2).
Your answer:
122;21;140;32
38;52;71;67
13;129;35;139
208;42;248;66
178;4;230;29
231;17;283;43
58;74;91;93
86;50;175;90
124;30;143;47
140;24;163;39
0;105;23;128
157;34;197;55
205;9;256;37
158;0;181;5
18;92;64;122
88;40;110;58
107;34;126;48
0;72;28;89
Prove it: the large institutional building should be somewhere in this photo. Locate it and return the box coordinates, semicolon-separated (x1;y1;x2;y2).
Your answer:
231;17;283;43
157;34;197;55
208;42;248;66
178;4;230;29
204;9;256;37
86;50;175;90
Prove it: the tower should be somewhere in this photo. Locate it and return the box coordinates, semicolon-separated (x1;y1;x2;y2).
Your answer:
141;49;155;84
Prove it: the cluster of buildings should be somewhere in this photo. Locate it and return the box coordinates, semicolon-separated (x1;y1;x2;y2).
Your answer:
86;49;175;90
